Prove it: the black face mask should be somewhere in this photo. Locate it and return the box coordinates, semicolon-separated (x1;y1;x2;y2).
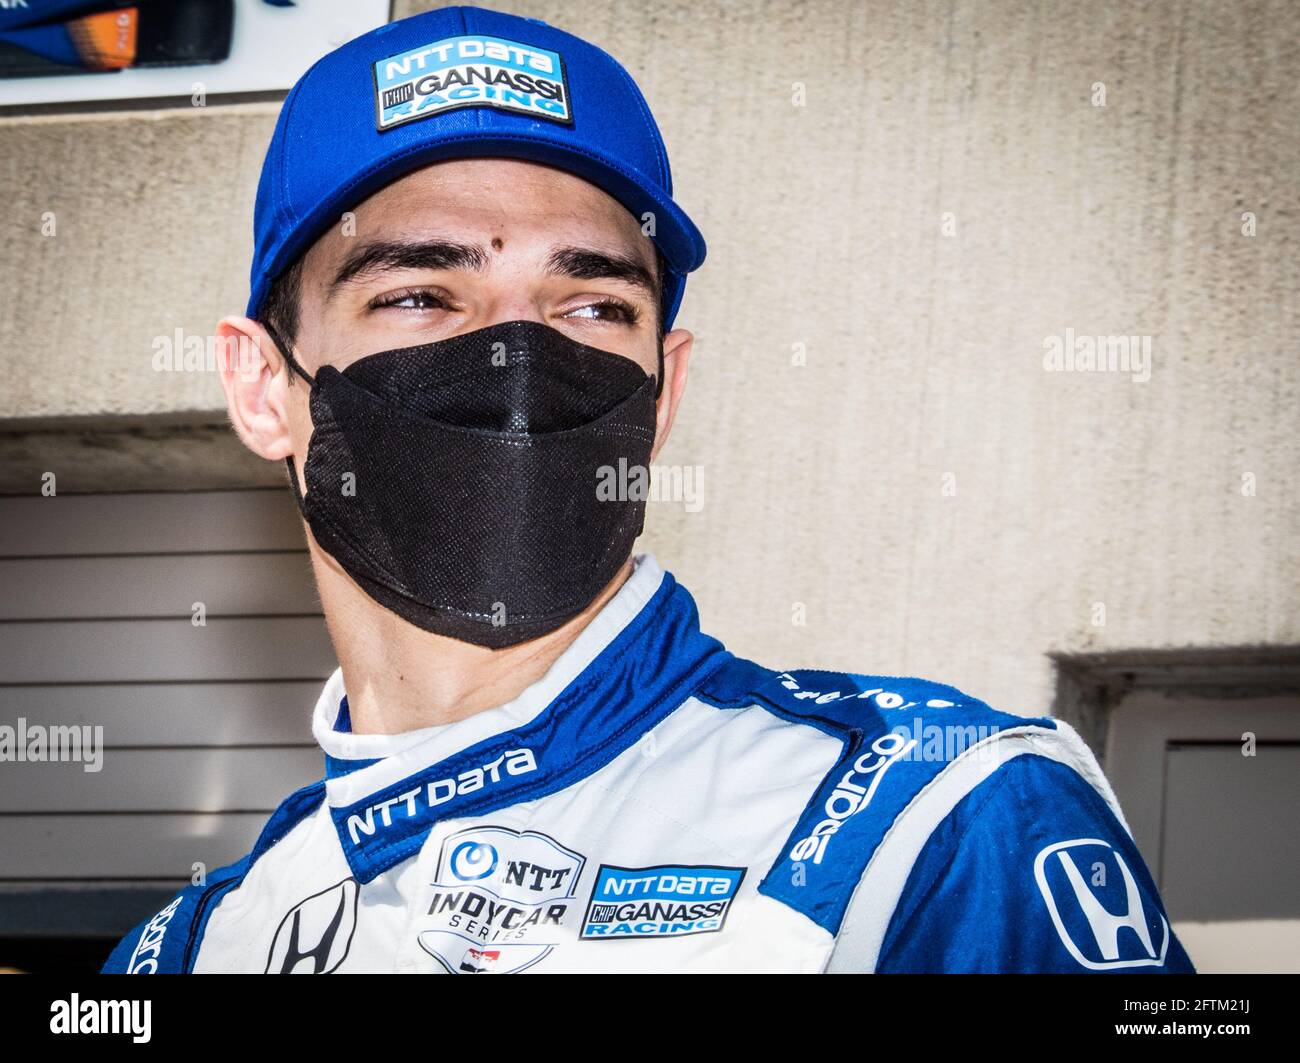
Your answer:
267;319;660;648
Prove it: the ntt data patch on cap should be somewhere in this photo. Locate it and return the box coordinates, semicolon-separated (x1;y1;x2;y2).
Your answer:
373;34;571;130
581;864;746;939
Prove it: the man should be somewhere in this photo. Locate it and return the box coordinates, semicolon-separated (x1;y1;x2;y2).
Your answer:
102;5;1193;974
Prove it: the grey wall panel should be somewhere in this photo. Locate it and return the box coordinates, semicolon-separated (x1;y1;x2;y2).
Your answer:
0;884;183;937
0;491;305;557
0;683;320;745
0;490;336;895
0;748;321;813
0;813;273;880
1105;692;1300;874
0;617;336;683
1160;742;1300;922
0;552;320;619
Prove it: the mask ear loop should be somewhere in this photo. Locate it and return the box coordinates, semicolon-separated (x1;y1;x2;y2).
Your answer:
259;319;314;510
636;336;665;540
260;319;314;386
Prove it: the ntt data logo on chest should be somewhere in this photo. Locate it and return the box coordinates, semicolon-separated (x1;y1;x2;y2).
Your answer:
581;864;746;939
374;34;571;130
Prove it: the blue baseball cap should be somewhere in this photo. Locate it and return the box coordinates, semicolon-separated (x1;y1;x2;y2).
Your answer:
247;5;706;330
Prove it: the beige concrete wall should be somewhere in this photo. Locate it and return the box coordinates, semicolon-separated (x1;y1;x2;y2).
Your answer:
1;0;1296;716
0;103;278;422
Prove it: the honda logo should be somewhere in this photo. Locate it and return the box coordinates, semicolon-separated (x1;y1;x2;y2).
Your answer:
266;878;359;974
1033;838;1169;970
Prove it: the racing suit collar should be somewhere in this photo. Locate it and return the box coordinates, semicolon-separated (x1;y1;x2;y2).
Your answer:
311;553;732;883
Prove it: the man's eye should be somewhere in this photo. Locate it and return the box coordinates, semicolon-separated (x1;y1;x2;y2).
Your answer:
371;289;448;311
565;299;639;325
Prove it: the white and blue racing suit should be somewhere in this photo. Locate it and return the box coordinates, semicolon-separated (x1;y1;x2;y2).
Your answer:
102;554;1195;974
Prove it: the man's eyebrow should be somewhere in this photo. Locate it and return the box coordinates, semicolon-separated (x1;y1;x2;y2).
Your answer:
544;244;657;298
329;239;488;292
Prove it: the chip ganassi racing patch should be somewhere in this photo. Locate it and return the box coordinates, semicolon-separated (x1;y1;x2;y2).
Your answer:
581;864;746;939
373;33;571;130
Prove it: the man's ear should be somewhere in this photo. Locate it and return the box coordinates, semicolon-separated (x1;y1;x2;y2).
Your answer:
651;327;693;462
216;316;296;461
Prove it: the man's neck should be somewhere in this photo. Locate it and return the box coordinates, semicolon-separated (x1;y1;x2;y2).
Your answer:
311;552;636;736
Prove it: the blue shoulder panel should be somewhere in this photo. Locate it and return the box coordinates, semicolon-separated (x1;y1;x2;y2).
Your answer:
101;780;327;974
697;657;1056;935
876;754;1195;973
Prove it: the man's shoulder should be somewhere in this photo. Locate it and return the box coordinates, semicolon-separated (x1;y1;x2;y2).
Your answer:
696;656;1118;927
694;657;1073;778
100;779;328;974
693;655;1194;972
696;656;1046;737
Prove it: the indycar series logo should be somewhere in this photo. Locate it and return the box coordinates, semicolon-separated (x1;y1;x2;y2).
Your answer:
373;34;571;131
581;864;746;939
417;826;586;974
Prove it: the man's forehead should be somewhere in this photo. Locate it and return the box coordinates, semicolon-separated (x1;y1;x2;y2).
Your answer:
360;159;644;239
306;158;654;277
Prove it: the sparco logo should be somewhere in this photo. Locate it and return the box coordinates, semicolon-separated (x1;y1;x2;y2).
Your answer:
266;878;359;974
789;732;916;865
346;747;537;844
126;894;183;974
